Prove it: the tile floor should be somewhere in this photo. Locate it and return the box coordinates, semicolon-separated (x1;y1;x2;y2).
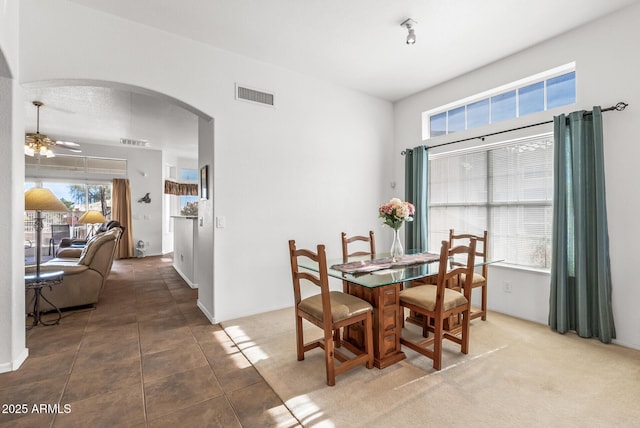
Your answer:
0;255;300;427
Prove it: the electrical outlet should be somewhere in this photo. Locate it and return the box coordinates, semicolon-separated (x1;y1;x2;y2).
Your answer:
503;281;512;293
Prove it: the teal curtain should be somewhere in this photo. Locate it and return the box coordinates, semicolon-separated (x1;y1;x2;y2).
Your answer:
404;146;428;251
549;106;615;343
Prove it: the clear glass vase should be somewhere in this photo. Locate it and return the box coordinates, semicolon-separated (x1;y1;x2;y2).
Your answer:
390;227;404;261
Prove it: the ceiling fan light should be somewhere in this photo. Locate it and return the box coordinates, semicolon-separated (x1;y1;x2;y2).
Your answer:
25;101;70;158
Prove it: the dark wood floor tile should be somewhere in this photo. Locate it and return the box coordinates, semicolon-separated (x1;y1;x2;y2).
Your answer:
0;411;54;427
190;323;229;345
53;384;145;428
227;382;300;428
142;342;208;382
136;303;183;323
3;256;296;427
63;357;142;402
82;321;139;347
87;311;138;327
132;277;166;288
147;395;241;428
25;325;85;356
0;375;67;424
165;279;189;290
168;287;197;303
54;309;93;328
183;309;216;327
72;337;140;372
210;353;264;393
139;326;197;356
0;350;76;387
138;314;189;333
144;365;223;420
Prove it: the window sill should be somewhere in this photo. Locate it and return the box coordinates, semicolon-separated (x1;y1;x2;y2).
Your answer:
492;262;550;275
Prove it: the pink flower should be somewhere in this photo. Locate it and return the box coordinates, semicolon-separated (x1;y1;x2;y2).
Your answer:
378;198;415;229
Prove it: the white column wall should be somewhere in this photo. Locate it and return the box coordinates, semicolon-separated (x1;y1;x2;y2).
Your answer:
19;0;394;324
394;4;640;349
0;0;28;372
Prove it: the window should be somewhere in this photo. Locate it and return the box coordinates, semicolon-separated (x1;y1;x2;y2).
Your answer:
424;64;576;139
518;82;544;116
26;154;127;178
179;168;198;216
428;133;553;269
24;181;112;262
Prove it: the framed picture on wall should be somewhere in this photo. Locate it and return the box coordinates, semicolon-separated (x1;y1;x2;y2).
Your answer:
200;165;209;199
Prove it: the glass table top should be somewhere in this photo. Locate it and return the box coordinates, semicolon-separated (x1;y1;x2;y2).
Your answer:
297;249;493;288
25;270;64;286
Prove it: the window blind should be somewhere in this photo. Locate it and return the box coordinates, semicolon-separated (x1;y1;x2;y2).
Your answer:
429;133;553;269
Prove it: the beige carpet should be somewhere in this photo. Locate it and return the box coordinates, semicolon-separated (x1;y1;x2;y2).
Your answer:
222;308;640;427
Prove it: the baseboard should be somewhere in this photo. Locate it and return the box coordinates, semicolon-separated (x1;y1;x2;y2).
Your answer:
172;265;198;289
0;347;29;374
612;338;640;351
197;300;216;324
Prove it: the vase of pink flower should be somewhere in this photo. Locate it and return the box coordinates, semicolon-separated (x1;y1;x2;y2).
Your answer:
378;198;415;261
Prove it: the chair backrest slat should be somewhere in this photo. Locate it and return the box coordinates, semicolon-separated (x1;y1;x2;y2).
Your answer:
436;239;477;306
449;229;488;277
341;231;375;262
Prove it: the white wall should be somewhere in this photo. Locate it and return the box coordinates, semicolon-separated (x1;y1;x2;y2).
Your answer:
18;0;394;326
0;0;28;373
394;4;640;349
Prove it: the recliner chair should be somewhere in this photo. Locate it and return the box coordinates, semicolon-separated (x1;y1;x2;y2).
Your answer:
56;220;123;257
26;227;122;311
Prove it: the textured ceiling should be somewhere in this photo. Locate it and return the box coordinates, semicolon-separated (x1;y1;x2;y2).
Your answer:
24;86;198;158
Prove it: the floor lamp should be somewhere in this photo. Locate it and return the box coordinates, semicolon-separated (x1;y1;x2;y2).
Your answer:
78;210;107;238
25;188;68;277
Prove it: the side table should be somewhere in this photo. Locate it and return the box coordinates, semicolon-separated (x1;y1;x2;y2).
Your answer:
25;270;64;329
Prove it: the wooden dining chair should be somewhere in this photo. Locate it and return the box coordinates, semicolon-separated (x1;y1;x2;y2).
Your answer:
399;238;476;370
449;229;489;321
337;231;376;346
289;240;374;386
340;231;375;291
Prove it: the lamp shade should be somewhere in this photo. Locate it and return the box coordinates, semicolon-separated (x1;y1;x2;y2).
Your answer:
24;188;68;212
78;210;107;224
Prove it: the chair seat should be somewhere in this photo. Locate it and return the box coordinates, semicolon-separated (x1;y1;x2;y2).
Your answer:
299;291;372;323
400;284;468;312
460;272;486;285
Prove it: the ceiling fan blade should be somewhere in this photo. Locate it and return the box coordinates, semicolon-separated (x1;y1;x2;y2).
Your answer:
56;145;82;153
56;140;81;148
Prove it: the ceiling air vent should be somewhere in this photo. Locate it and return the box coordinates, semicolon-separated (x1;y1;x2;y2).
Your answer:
235;84;275;107
120;138;149;147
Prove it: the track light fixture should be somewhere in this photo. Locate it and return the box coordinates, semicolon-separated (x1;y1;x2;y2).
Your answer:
401;18;417;45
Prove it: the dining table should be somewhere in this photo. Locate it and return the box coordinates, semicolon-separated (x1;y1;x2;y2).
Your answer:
298;249;494;369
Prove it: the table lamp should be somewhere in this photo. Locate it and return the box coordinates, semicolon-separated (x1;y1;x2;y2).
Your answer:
78;210;107;237
25;187;68;277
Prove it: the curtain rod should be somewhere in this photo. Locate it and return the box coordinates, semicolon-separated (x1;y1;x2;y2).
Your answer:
401;102;628;155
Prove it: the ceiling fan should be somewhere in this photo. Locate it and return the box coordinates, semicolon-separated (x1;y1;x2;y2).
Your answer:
24;101;82;157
